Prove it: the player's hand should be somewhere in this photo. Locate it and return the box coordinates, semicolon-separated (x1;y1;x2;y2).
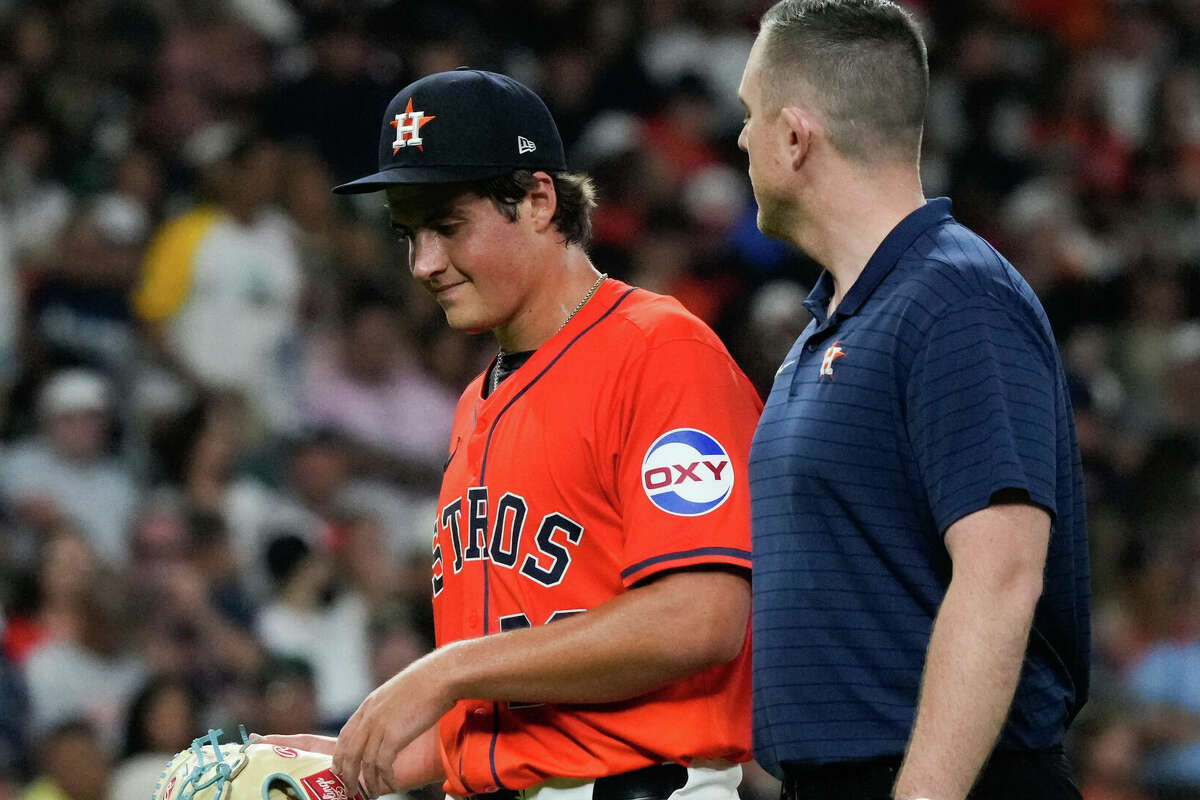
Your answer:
253;733;440;797
333;653;455;798
252;734;370;796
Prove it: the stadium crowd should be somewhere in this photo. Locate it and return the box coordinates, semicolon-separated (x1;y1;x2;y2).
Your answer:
0;1;1198;799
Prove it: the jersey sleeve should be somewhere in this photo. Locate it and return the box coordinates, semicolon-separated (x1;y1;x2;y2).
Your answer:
905;295;1060;534
611;335;761;587
133;208;218;323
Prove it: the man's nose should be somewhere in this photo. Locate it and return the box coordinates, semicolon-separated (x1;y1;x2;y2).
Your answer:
410;229;446;279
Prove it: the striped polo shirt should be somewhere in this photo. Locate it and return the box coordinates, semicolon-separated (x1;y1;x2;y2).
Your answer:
748;198;1090;774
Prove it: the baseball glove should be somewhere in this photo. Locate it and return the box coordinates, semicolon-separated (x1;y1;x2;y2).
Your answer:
153;728;366;800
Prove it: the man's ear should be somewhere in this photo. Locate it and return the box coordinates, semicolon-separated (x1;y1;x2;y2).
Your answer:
527;171;558;232
780;106;814;171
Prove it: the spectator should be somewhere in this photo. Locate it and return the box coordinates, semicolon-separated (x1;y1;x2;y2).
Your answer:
366;600;434;690
0;648;29;785
132;507;264;690
133;130;303;436
300;287;457;485
1071;707;1152;800
330;511;401;610
0;370;139;566
18;720;110;800
1124;572;1200;796
253;655;324;737
23;201;147;377
0;203;20;398
106;677;201;800
265;430;430;570
151;394;286;596
1;525;98;665
256;534;371;729
263;13;396;185
23;579;144;752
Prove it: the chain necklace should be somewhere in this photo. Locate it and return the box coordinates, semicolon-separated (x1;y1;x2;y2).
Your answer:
490;272;608;395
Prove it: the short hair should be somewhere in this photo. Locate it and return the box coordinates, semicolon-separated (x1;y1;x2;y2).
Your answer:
471;170;597;247
759;0;928;163
256;654;316;694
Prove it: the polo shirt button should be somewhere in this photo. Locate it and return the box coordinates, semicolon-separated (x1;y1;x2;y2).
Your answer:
473;708;487;716
805;344;815;352
485;787;498;793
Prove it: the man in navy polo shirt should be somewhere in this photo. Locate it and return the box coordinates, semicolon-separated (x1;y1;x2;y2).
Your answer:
736;2;1090;799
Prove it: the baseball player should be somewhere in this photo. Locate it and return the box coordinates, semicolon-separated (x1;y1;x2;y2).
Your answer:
263;69;762;800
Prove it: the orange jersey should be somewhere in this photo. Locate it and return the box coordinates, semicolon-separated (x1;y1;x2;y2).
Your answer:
431;279;762;796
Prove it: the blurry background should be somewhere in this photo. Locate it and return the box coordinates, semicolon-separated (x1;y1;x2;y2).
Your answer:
0;1;1197;800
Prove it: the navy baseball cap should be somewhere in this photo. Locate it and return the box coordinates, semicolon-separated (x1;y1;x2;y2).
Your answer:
332;68;568;193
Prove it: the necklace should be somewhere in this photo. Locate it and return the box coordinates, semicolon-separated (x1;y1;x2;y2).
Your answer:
491;272;608;395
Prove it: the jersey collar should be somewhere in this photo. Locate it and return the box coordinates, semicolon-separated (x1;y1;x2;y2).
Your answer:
803;197;953;324
479;277;631;403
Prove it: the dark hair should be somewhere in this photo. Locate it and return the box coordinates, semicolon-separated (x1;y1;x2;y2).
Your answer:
340;282;401;326
471;170;597;247
186;508;229;553
37;718;98;756
122;676;200;758
264;533;312;586
256;654;316;694
759;0;928;163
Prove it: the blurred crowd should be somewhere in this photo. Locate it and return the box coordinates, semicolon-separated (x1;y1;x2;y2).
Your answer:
0;1;1198;800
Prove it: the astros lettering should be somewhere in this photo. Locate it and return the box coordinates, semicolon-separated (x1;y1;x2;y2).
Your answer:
433;488;584;593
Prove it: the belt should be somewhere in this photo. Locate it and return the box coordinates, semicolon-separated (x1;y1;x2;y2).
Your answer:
471;763;689;800
781;747;1075;800
781;756;900;800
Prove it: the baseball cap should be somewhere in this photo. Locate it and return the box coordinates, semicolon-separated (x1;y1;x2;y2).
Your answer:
38;369;110;417
332;68;567;193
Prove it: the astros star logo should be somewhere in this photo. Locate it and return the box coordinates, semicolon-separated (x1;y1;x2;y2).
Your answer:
819;340;846;379
391;98;436;153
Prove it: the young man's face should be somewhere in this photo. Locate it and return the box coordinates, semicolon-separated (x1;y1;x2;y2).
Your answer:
385;183;540;335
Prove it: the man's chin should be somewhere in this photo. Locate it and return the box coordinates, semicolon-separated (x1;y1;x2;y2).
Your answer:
441;309;489;335
757;208;785;242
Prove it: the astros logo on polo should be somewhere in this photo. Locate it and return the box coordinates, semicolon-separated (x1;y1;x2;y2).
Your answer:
642;428;734;516
391;98;436;153
819;340;846;379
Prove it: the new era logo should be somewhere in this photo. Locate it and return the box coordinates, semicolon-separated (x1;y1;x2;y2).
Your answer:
517;136;536;154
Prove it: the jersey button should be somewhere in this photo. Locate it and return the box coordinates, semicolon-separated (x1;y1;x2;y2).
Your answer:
473;708;487;716
484;787;498;793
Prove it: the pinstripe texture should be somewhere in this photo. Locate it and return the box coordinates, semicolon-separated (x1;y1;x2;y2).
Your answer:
748;198;1090;775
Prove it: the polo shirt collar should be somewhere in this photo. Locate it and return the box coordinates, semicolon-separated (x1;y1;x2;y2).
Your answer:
803;197;953;323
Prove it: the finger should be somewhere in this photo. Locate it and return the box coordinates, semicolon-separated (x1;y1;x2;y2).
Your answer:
370;729;403;799
376;762;400;797
374;738;402;798
360;728;389;799
333;714;365;792
369;727;404;798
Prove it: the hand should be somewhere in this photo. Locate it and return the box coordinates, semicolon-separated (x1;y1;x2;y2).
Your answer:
254;734;369;797
333;652;456;798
